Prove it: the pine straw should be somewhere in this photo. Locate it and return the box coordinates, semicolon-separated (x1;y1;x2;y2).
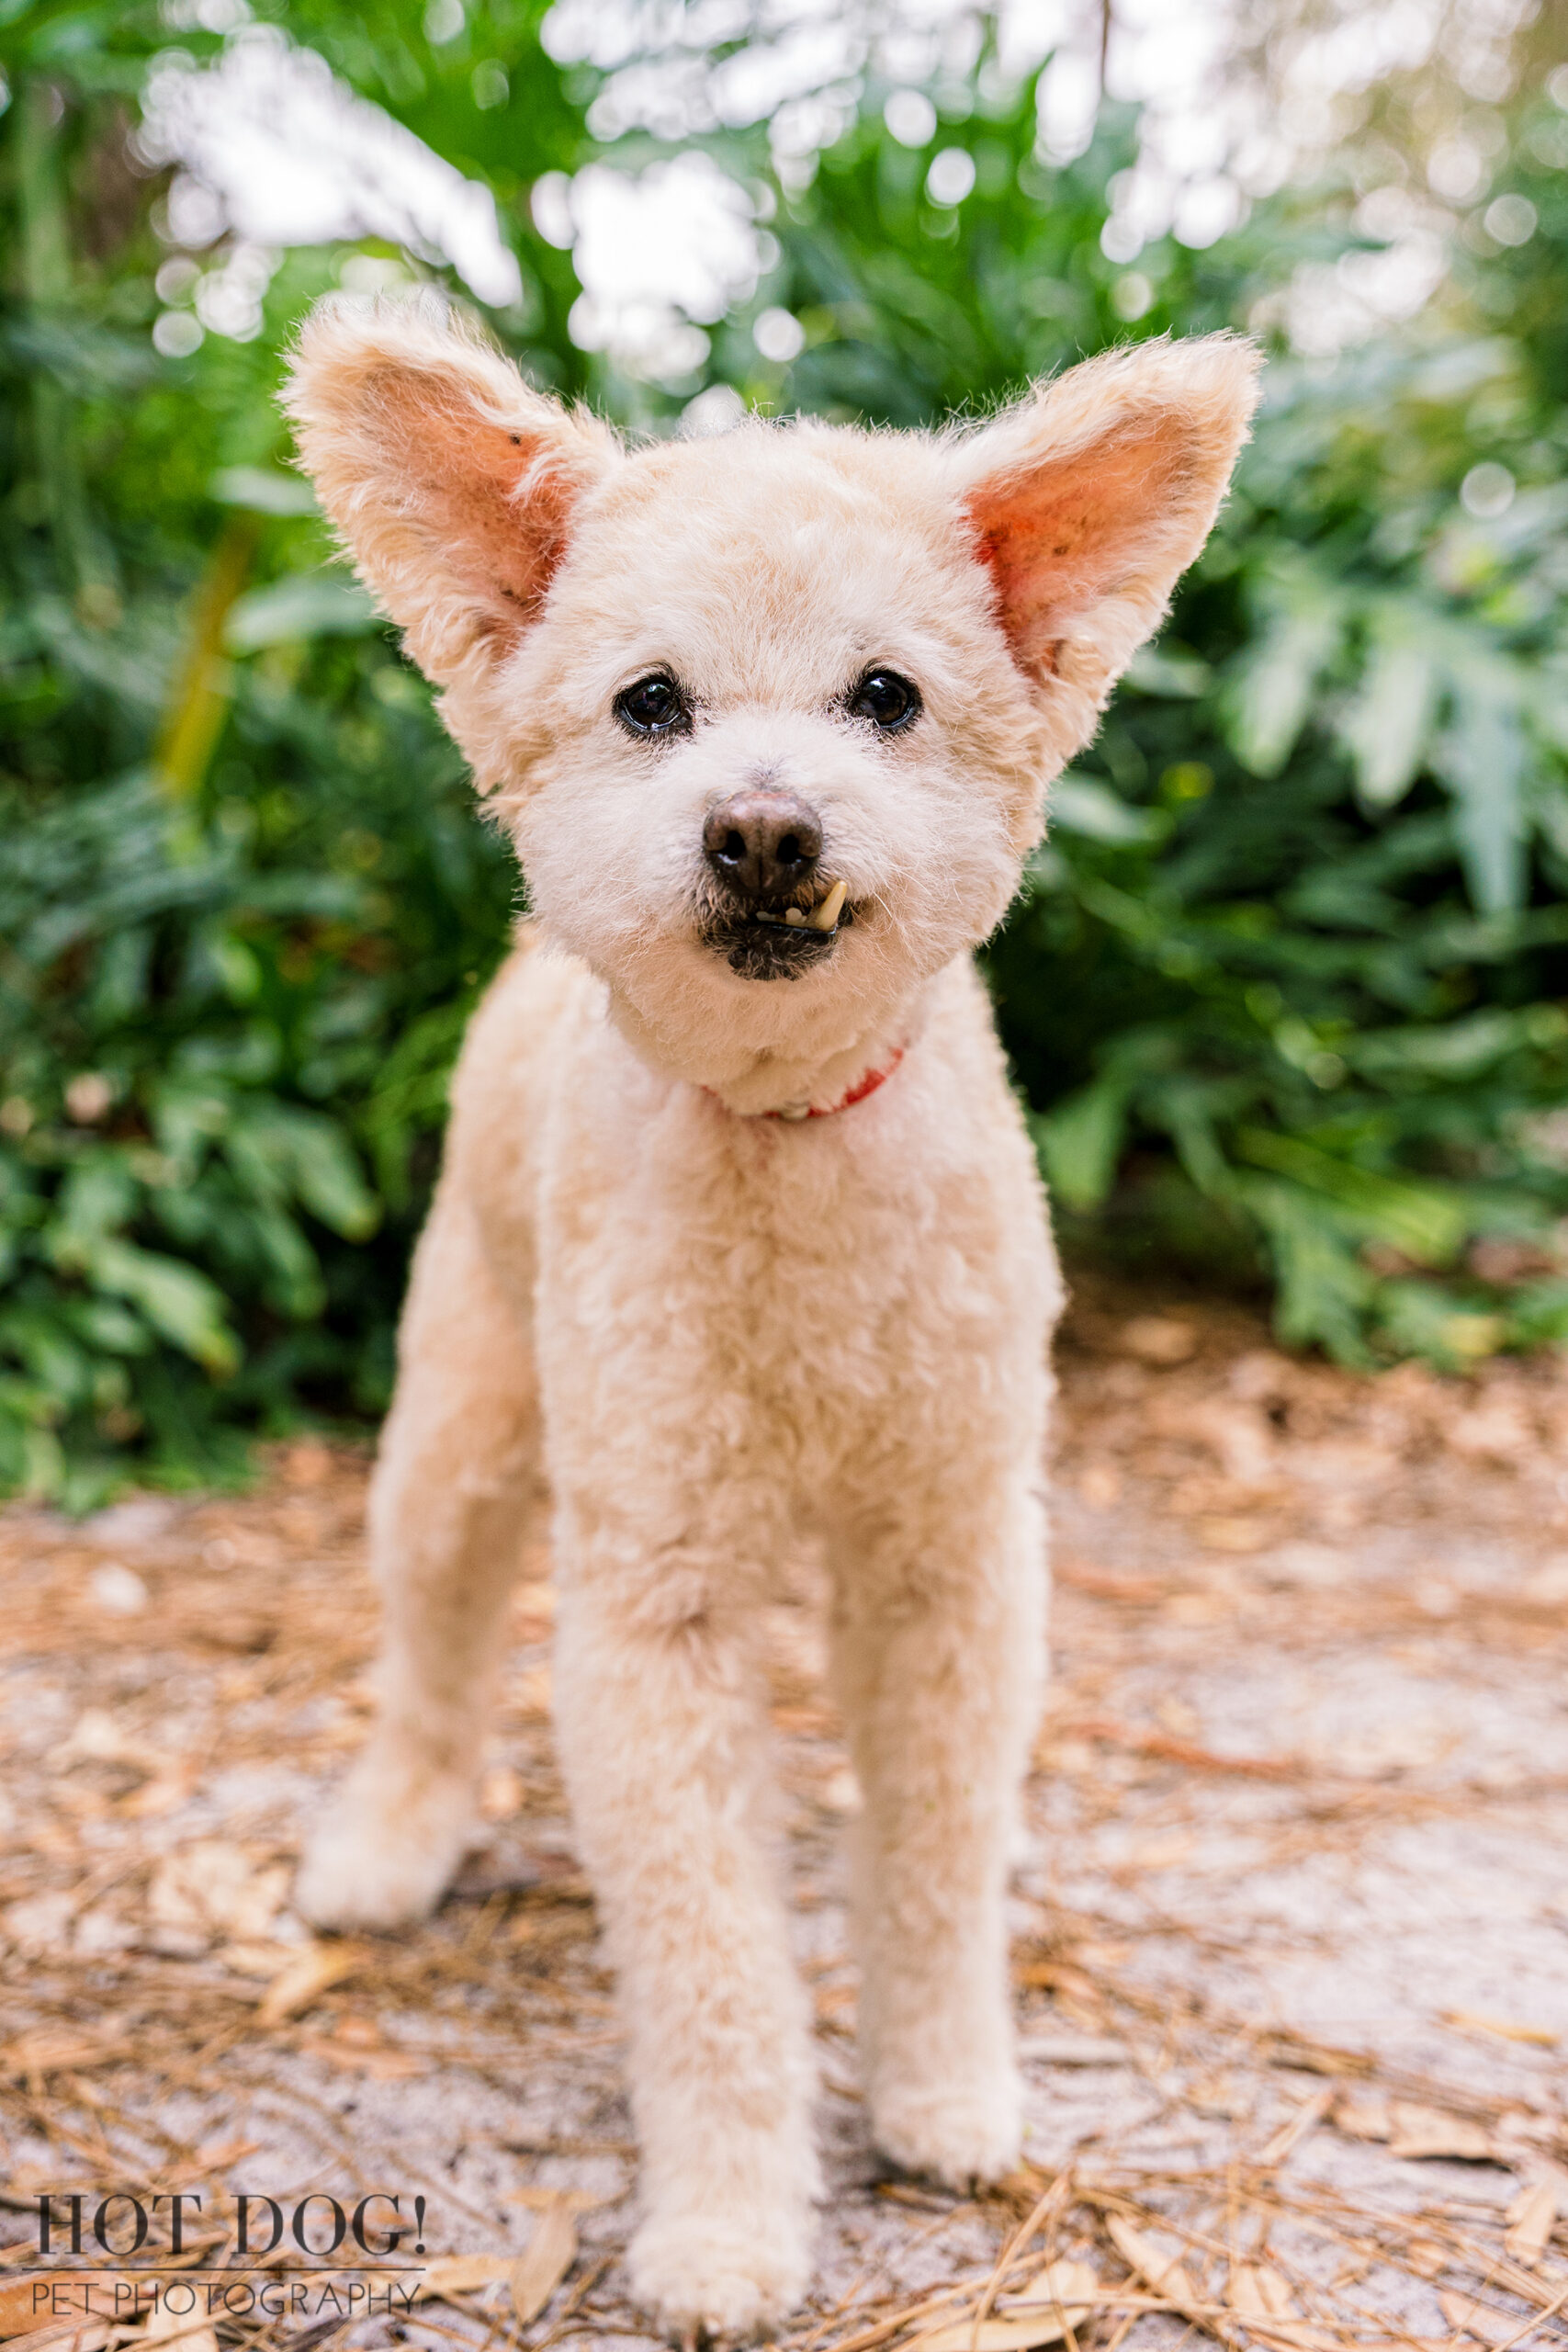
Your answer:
2;1273;1566;2352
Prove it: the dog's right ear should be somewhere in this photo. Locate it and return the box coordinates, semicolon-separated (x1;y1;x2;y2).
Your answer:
282;293;618;689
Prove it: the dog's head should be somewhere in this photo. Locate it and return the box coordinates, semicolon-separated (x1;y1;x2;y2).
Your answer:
285;297;1258;1092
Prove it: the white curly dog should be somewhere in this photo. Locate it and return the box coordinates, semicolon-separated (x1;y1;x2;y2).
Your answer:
284;299;1258;2341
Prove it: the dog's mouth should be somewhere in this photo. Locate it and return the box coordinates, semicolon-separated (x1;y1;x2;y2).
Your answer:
699;878;855;982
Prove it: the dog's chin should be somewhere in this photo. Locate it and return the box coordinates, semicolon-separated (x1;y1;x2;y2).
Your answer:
701;903;854;983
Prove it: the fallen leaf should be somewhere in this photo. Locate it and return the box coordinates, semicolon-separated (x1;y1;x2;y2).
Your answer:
1001;2257;1100;2333
1389;2104;1497;2163
412;2256;513;2305
1054;1564;1169;1606
1443;2011;1560;2050
1016;2036;1129;2068
510;2200;577;2324
0;2282;60;2337
295;2030;425;2080
1072;1718;1297;1782
1227;2265;1296;2320
220;1941;300;1981
255;1939;368;2025
1101;2220;1331;2349
1332;2091;1392;2143
925;2280;1100;2352
921;2322;1084;2352
144;2291;218;2352
1405;2241;1448;2279
1440;2291;1534;2346
0;2289;130;2352
1504;2177;1561;2267
1120;1316;1196;1366
1105;2216;1198;2308
1;2324;110;2352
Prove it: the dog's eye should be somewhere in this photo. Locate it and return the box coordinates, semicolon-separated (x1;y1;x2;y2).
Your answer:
847;669;921;733
615;675;691;738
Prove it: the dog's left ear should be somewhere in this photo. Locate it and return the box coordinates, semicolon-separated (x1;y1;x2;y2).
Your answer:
959;333;1260;707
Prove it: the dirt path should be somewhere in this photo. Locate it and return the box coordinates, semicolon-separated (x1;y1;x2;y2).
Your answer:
3;1277;1566;2352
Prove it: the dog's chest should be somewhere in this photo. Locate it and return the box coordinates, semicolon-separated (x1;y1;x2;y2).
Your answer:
532;1054;1052;1464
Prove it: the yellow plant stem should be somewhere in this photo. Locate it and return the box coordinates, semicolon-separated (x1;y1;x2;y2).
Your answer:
153;513;263;802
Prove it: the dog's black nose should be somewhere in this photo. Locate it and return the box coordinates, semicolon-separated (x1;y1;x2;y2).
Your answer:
703;790;822;899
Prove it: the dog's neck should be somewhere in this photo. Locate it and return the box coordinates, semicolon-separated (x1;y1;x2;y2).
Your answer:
604;973;936;1120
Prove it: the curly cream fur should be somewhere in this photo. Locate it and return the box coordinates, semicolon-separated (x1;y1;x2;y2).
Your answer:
285;298;1258;2340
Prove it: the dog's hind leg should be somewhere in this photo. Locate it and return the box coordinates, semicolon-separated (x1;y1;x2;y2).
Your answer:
294;1185;543;1931
550;1530;820;2341
828;1462;1047;2188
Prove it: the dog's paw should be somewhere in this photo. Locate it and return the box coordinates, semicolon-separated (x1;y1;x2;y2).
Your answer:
628;2211;812;2343
293;1765;470;1931
871;2067;1023;2190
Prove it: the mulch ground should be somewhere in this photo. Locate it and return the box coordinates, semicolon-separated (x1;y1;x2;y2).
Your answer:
3;1273;1567;2352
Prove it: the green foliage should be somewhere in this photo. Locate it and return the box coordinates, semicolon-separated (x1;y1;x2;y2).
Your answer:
702;72;1568;1370
0;0;598;1501
0;182;521;1498
2;1;1567;1503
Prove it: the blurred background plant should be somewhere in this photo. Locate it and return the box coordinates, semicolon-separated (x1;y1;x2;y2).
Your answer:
2;0;1566;1502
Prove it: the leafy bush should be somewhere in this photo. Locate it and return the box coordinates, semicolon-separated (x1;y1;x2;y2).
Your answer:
731;79;1568;1368
0;0;597;1503
3;4;1566;1505
1;206;524;1500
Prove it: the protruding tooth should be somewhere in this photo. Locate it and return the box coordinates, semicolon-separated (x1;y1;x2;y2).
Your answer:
808;877;848;933
784;906;806;926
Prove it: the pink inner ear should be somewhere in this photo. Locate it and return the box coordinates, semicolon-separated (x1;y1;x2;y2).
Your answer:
967;422;1190;670
375;370;578;645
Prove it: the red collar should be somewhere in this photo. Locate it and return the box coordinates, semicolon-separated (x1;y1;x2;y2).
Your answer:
709;1045;907;1123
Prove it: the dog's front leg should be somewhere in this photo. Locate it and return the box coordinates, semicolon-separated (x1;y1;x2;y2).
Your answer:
829;1465;1047;2188
296;1193;543;1931
553;1546;819;2342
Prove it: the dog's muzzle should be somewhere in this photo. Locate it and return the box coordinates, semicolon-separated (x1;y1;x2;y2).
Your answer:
698;788;852;979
